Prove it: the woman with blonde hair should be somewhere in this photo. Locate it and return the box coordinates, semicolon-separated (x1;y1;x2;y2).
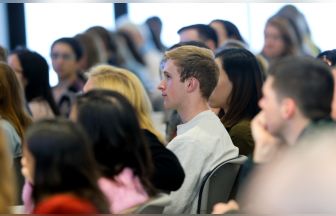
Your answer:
0;129;16;213
83;64;185;192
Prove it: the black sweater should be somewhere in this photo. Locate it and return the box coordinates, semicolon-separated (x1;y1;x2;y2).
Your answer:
143;129;185;192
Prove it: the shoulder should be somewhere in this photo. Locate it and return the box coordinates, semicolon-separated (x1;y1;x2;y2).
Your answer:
229;120;254;155
0;119;17;134
229;120;251;135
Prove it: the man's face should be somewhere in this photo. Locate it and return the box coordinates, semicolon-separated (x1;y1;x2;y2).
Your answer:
258;77;285;136
158;59;186;110
179;29;200;42
51;42;78;81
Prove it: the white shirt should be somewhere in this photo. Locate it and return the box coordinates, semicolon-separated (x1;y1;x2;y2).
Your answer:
164;110;239;214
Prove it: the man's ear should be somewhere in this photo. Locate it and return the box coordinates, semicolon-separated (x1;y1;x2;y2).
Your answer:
281;98;296;119
185;77;199;93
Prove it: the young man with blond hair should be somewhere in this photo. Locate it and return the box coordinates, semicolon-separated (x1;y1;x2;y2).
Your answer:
158;45;238;214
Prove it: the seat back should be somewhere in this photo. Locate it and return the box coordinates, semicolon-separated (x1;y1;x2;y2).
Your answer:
197;155;247;214
133;193;171;214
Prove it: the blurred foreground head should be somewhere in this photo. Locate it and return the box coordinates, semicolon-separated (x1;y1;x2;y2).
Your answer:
240;127;336;213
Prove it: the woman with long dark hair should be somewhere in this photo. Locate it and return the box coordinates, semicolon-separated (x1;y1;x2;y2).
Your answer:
22;118;109;213
209;48;264;155
71;89;157;213
8;48;60;120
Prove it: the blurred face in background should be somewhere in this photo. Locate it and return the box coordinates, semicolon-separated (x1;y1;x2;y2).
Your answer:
210;21;227;46
51;42;78;82
262;24;285;59
8;54;26;87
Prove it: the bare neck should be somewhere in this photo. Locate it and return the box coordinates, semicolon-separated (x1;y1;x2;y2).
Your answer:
283;117;310;146
178;98;210;123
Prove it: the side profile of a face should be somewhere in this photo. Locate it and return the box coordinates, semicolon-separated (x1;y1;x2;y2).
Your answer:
209;58;232;112
209;21;228;46
158;59;186;110
262;24;285;59
8;54;26;87
258;77;285;137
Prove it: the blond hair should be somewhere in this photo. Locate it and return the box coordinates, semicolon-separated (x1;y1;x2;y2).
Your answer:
86;65;165;143
0;129;16;213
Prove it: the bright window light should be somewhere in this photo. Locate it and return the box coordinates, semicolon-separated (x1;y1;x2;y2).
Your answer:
25;3;114;86
129;3;336;55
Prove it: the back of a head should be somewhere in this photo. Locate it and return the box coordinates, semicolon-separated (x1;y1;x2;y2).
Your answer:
168;41;210;51
163;45;219;99
268;55;333;120
74;89;156;196
212;19;245;43
26;118;102;205
215;48;264;126
74;33;103;70
241;127;336;213
217;39;248;51
178;24;218;48
85;26;117;58
86;65;152;114
276;4;311;36
85;64;164;142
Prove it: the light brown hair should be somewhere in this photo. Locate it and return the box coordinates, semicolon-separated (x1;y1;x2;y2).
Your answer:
163;45;219;99
0;63;32;141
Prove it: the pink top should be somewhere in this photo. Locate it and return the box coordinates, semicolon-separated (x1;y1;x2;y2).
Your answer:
98;168;149;213
22;167;149;214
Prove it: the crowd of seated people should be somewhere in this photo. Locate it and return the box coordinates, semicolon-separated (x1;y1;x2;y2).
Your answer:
1;4;336;214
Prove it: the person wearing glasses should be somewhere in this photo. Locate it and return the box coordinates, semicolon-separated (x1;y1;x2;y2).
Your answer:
50;37;86;117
